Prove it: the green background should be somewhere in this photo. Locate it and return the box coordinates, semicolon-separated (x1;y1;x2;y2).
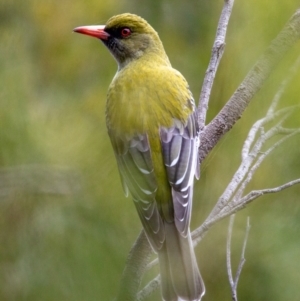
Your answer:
1;0;300;300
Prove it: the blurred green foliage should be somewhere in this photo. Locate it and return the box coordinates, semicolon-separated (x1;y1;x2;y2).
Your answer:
1;0;300;300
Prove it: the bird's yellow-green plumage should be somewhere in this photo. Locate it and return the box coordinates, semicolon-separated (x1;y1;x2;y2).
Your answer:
74;13;205;301
107;61;193;221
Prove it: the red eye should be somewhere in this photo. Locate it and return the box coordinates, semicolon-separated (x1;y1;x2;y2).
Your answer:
121;28;131;38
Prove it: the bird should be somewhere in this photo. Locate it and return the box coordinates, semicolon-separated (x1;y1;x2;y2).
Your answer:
74;13;205;301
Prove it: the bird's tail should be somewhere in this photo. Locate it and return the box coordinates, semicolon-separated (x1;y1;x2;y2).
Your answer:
158;222;205;301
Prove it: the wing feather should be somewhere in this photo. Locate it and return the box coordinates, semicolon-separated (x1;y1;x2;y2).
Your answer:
160;111;199;236
109;132;164;251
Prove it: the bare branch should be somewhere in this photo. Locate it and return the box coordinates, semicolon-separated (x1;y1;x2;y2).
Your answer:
199;9;300;163
237;179;300;209
198;0;235;129
136;275;161;301
115;231;153;301
234;217;250;291
213;178;300;222
226;215;235;289
227;216;251;301
193;130;300;243
241;106;297;160
233;128;300;204
207;96;300;220
145;258;158;272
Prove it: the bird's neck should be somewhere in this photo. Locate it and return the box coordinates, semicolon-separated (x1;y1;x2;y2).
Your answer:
117;51;170;71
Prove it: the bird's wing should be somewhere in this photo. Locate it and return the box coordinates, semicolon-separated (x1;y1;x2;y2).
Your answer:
109;133;165;251
160;112;200;236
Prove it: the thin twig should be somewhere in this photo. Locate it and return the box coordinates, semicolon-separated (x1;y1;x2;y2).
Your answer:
241;106;297;160
226;215;235;289
227;216;251;301
232;128;300;206
193;176;300;245
198;0;235;130
145;258;158;272
237;179;300;209
208;110;300;220
193;124;300;256
234;218;250;295
136;275;161;301
218;178;300;219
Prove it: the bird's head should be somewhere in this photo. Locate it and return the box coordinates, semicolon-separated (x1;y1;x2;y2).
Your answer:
74;13;169;69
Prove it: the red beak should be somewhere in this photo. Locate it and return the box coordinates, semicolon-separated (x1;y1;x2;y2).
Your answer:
73;25;110;40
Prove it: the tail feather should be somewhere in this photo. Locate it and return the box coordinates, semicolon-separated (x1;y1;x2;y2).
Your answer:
158;222;205;301
159;248;178;301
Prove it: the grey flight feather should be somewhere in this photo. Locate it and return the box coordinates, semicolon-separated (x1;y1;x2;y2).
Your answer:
110;133;165;250
160;113;200;236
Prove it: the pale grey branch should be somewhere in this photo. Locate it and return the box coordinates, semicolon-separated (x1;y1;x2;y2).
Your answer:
232;128;300;205
193;119;300;243
198;0;235;129
136;275;161;301
241;106;296;160
226;215;235;289
238;179;300;208
227;216;251;301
